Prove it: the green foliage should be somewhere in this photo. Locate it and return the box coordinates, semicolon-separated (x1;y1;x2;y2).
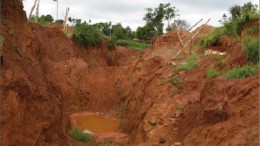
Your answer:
173;53;201;72
247;26;258;34
116;39;150;51
199;27;225;48
68;17;82;25
243;37;259;64
69;129;92;143
108;38;116;50
136;23;156;41
164;74;182;85
37;14;54;25
73;23;102;47
208;67;221;79
141;3;178;40
55;19;64;24
225;65;256;79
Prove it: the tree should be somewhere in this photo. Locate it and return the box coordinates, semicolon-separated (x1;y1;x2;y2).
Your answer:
241;2;258;16
136;23;156;41
164;3;179;31
229;5;241;20
29;0;38;22
68;17;82;26
73;23;102;47
170;19;190;32
143;3;179;37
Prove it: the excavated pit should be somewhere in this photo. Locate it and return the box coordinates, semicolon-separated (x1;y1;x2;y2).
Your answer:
1;0;259;146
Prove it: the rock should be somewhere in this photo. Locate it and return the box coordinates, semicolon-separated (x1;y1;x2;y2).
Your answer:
82;129;94;135
174;142;182;146
159;138;166;144
148;119;157;126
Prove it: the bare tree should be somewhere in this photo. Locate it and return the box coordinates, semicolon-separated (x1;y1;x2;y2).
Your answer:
29;0;38;22
36;0;40;22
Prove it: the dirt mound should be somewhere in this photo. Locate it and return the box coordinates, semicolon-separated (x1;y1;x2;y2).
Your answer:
151;29;190;50
1;0;127;145
191;25;215;45
48;22;73;32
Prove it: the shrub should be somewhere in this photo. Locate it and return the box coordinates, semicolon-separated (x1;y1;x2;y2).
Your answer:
208;67;221;79
69;129;92;143
199;27;225;48
73;23;102;47
244;37;259;64
55;19;64;24
225;65;256;79
164;74;182;85
116;39;150;51
108;38;116;50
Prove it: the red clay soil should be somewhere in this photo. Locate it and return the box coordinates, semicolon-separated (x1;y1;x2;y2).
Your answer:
1;0;259;146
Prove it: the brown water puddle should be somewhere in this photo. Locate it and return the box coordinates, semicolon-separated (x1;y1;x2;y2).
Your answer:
71;112;120;134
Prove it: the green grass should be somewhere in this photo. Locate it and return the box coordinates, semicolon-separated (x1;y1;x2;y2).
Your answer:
69;129;93;144
199;27;225;48
243;37;259;64
225;65;256;79
116;39;150;51
173;53;202;72
164;74;182;85
208;67;221;79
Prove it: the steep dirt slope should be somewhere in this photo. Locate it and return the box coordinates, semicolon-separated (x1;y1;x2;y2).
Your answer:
117;25;259;145
1;0;129;145
1;0;259;145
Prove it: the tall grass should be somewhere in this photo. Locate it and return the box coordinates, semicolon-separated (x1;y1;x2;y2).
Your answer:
225;65;256;79
243;37;259;64
116;39;150;51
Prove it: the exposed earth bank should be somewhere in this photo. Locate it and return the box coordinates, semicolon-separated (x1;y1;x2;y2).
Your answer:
1;0;259;146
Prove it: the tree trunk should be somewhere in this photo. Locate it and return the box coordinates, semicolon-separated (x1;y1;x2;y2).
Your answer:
63;7;70;32
29;0;38;22
36;0;40;22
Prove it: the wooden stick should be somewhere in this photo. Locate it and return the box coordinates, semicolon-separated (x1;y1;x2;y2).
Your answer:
188;19;203;32
172;18;211;60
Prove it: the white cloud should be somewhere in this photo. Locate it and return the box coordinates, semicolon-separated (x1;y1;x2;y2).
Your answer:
22;0;259;31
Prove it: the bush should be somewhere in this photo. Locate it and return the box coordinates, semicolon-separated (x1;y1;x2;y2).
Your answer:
225;65;256;79
208;67;221;79
108;38;116;50
244;37;259;64
69;129;92;143
244;36;259;62
116;39;150;51
55;19;64;24
73;23;102;47
199;27;225;48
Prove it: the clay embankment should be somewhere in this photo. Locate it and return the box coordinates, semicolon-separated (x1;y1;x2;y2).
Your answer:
1;0;259;145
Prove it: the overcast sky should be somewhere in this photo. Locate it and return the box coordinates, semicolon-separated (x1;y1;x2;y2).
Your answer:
23;0;259;31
